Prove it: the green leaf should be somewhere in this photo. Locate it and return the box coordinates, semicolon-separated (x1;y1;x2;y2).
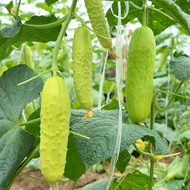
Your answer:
166;180;183;190
109;170;150;190
0;15;61;60
0;18;21;38
169;56;190;81
0;65;43;189
80;179;110;190
25;109;41;146
173;0;190;14
147;8;175;35
155;33;172;45
5;1;14;13
107;149;131;173
36;3;53;12
64;134;86;181
0;128;35;189
177;130;190;141
45;0;58;6
102;99;119;110
151;0;190;35
115;150;131;173
166;155;190;180
71;110;169;168
106;1;143;27
173;50;189;58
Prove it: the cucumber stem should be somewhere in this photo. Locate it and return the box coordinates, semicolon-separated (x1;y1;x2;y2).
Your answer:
128;1;143;10
142;0;148;26
17;70;50;86
23;15;69;29
51;0;78;76
149;158;155;190
148;85;156;190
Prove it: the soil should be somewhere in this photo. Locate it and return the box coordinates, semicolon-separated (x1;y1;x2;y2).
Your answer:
10;169;108;190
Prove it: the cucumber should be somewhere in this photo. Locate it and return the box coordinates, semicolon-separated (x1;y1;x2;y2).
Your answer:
72;26;93;110
40;76;70;183
125;26;156;123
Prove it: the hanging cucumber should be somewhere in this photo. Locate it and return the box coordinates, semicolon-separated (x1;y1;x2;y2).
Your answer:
40;76;70;183
84;0;118;58
125;26;156;123
72;26;93;112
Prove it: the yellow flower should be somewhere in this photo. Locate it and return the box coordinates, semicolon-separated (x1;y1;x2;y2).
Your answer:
136;139;145;150
155;155;163;161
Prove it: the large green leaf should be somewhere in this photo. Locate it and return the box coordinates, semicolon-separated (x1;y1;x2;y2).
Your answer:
151;0;190;35
64;134;86;181
147;8;175;35
0;15;61;60
107;0;190;35
106;1;143;27
109;170;150;190
81;170;150;190
71;110;169;168
80;179;110;190
172;0;190;14
0;18;21;38
0;65;43;189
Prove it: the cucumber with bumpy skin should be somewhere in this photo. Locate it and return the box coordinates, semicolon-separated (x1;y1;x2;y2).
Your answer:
40;76;70;183
84;0;114;52
125;26;156;123
72;26;93;110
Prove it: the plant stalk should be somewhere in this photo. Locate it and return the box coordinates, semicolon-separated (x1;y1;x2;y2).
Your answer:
142;0;148;26
51;0;77;76
149;158;155;190
24;15;69;29
148;93;156;190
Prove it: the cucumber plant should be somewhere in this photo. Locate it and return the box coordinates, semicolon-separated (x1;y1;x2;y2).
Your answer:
0;0;190;190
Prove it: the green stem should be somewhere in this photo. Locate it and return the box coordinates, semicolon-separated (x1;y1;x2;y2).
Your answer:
51;0;77;76
70;131;90;140
20;118;90;139
16;0;21;17
133;143;155;161
128;1;143;10
7;146;39;190
20;118;40;126
148;6;174;22
18;70;50;86
150;100;155;130
149;158;155;190
142;0;148;26
72;181;77;190
155;81;184;112
75;14;93;32
154;89;190;100
148;101;155;190
23;14;69;29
